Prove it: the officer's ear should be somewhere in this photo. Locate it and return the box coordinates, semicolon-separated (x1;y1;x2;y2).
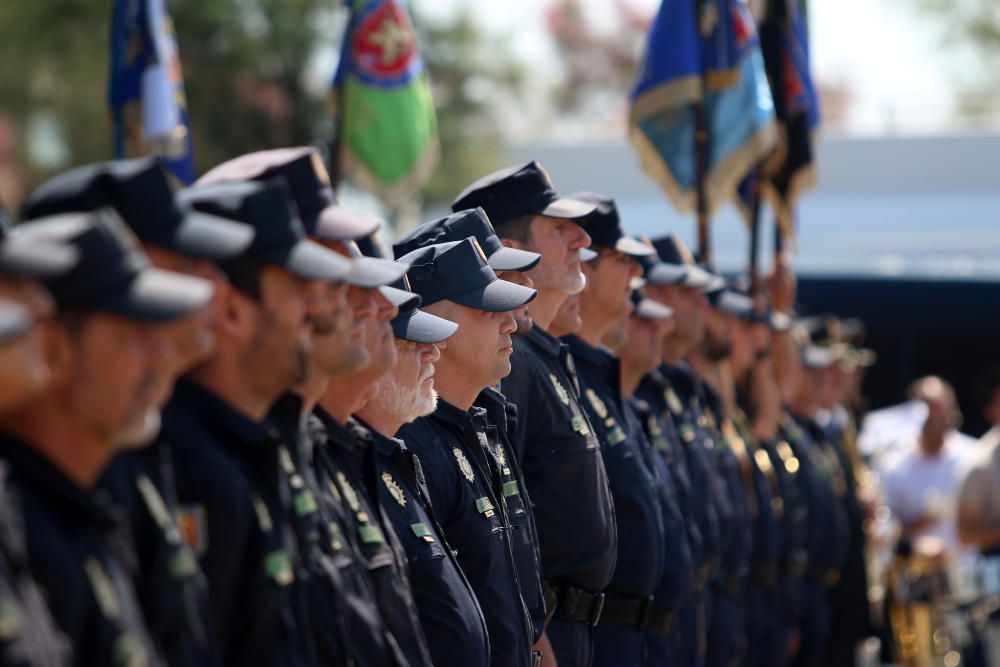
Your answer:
500;238;523;251
216;283;252;342
42;320;77;390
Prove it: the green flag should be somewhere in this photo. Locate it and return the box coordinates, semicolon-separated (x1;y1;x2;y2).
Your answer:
333;0;438;207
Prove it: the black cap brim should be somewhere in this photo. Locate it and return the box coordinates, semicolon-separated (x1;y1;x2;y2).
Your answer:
614;236;656;257
450;278;537;313
380;285;421;312
0;302;32;342
313;205;381;242
540;197;598;220
275;240;353;282
488;246;541;272
0;233;79;279
169;211;255;261
345;257;408;288
103;268;214;322
391;307;459;344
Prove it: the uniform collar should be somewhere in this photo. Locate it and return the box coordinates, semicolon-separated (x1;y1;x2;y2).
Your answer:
313;405;370;453
431;398;486;430
169;377;276;447
562;334;622;397
524;325;563;357
355;416;407;458
0;431;120;527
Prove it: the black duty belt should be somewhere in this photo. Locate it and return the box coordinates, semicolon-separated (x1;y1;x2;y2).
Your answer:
544;582;605;627
599;594;676;635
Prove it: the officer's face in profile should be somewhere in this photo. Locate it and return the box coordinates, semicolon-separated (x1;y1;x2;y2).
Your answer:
243;266;313;392
645;283;705;348
495;269;534;336
549;293;582;337
0;326;49;415
622;315;673;374
306;280;359;376
702;308;734;360
425;302;517;388
360;287;399;377
372;339;442;424
520;216;590;296
581;250;642;320
53;313;166;447
729;320;755;380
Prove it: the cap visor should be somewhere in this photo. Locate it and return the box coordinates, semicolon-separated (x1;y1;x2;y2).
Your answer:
0;235;78;279
714;291;753;317
487;246;541;272
0;303;32;342
681;265;717;290
614;236;656;257
170;211;255;261
539;197;598;220
345;256;408;288
282;240;353;282
580;247;598;263
645;262;687;285
391;308;458;344
313;205;381;242
380;285;421;312
450;278;537;313
104;268;214;322
634;298;674;320
802;346;837;369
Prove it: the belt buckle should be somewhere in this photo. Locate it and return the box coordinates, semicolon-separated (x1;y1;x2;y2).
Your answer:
589;592;605;627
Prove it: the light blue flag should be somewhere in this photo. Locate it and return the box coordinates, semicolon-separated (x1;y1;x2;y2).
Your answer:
629;0;776;217
109;0;195;184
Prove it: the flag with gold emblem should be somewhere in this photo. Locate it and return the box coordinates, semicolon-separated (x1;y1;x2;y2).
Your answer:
109;0;196;184
332;0;438;207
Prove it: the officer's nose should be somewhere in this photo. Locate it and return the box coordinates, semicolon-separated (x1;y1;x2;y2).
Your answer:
568;225;591;252
498;312;517;336
420;342;441;363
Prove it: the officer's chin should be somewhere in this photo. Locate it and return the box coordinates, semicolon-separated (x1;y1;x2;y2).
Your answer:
115;410;162;451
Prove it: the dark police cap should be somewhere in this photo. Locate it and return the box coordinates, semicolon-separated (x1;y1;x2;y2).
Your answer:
179;180;352;283
648;233;716;289
198;147;380;241
451;161;597;225
0;301;31;343
388;275;459;344
569;192;653;258
393;208;541;272
21;158;253;262
20;209;212;320
630;289;673;320
395;238;537;312
332;236;410;290
707;288;753;318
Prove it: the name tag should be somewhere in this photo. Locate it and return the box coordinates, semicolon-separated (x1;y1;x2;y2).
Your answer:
411;522;435;543
502;481;520;498
475;496;495;518
264;550;294;586
294;490;318;516
358;524;386;545
570;415;590;436
606;426;627;446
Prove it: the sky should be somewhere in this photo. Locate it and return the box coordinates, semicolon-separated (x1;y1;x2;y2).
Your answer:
415;0;968;137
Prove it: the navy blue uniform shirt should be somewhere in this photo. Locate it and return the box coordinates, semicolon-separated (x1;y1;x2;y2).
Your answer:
0;462;69;666
399;400;534;667
499;327;617;595
163;380;310;667
360;418;490;667
0;433;163;667
100;439;220;667
562;335;664;599
310;407;433;667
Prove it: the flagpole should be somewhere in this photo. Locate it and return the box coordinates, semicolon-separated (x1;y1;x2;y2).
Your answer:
749;166;764;296
694;99;710;266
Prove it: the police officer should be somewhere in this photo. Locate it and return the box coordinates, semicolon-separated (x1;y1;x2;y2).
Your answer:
639;235;730;666
560;194;666;666
0;226;82;666
20;158;258;666
198;147;432;667
0;208;214;666
395;238;539;667
616;290;698;667
355;280;497;667
452;163;616;667
162;179;358;666
393;207;548;657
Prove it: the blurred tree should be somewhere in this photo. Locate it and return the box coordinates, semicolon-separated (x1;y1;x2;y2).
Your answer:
0;1;523;210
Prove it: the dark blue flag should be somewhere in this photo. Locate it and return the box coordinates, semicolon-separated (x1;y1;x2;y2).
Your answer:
629;0;776;218
758;0;819;236
109;0;195;184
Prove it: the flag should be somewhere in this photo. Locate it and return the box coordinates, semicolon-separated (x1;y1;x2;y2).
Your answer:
333;0;438;207
758;0;819;236
628;0;776;217
109;0;195;184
